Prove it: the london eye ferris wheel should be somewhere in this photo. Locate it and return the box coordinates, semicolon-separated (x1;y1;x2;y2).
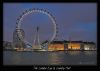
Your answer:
15;8;58;49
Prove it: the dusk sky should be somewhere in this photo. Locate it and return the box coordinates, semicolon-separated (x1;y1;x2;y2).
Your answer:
3;3;97;44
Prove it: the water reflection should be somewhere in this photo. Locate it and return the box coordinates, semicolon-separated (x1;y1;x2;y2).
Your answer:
48;52;63;65
3;51;97;65
66;51;80;55
84;51;96;55
12;52;22;64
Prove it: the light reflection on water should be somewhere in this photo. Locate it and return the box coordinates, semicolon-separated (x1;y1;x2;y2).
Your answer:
3;51;97;65
65;51;80;55
47;52;66;65
84;51;97;55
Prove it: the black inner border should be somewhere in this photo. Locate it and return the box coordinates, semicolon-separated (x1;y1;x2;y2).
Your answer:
1;0;99;71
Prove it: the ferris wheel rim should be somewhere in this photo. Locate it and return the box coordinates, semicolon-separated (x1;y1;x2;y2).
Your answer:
16;8;58;45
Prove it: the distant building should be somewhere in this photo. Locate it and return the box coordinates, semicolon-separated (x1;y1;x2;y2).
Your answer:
64;41;82;50
68;43;81;50
48;41;96;51
3;41;13;49
83;42;96;50
48;41;64;51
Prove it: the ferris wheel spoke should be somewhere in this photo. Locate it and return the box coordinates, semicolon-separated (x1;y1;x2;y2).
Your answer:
16;8;58;49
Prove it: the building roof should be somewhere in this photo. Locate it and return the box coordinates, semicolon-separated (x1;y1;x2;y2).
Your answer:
63;40;83;43
82;42;95;44
50;40;95;44
50;41;64;44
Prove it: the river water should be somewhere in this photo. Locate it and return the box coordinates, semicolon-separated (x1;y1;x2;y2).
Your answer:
3;51;97;65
